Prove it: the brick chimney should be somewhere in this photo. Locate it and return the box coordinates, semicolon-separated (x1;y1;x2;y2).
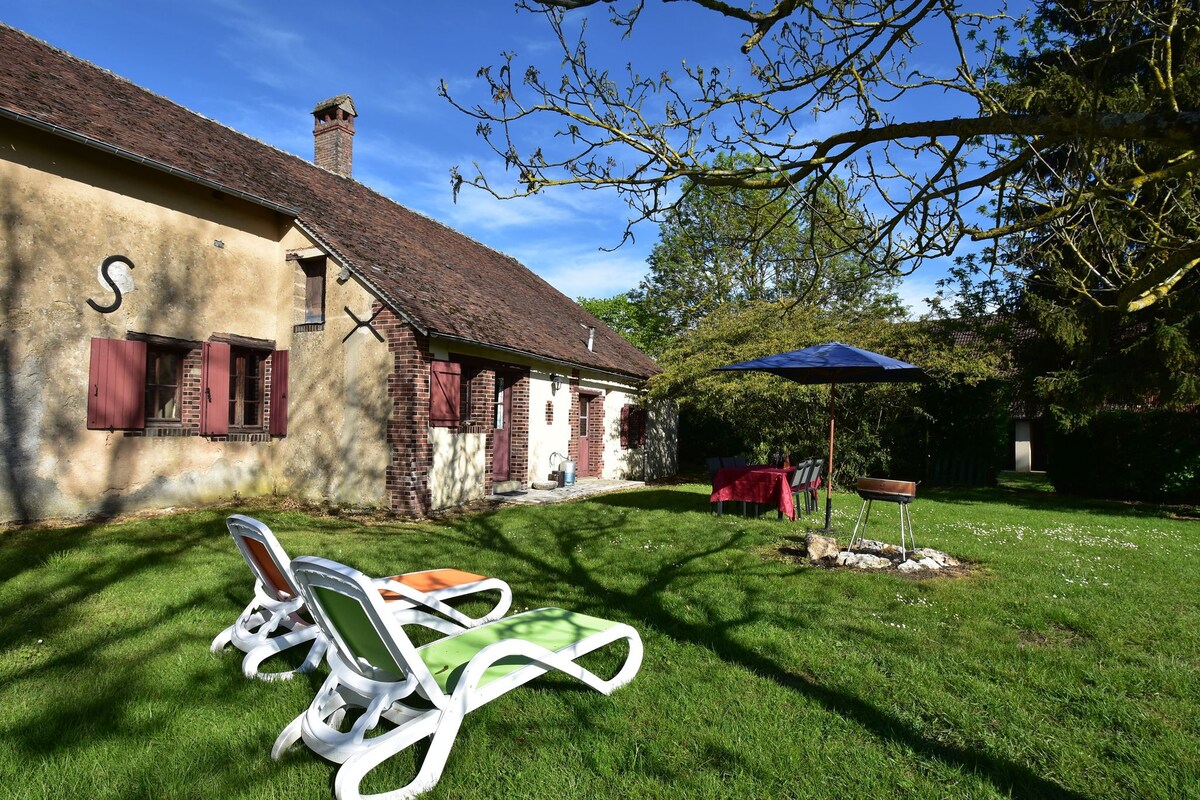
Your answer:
312;95;356;177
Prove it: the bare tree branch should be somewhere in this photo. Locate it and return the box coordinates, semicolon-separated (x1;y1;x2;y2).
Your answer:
443;0;1200;312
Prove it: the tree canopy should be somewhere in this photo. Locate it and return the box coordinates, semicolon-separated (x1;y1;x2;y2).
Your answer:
577;291;671;355
635;153;902;337
932;0;1200;419
648;300;1002;483
443;0;1200;314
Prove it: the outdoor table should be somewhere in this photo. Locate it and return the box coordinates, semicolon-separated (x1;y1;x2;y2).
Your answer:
710;466;797;521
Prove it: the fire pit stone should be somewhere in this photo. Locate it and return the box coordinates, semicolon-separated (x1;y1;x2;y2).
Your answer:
797;536;965;575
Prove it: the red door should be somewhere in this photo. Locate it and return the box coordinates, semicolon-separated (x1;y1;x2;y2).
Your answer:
577;393;591;478
492;373;513;481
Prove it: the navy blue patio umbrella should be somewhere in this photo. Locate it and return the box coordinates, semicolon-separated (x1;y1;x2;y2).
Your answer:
715;342;926;530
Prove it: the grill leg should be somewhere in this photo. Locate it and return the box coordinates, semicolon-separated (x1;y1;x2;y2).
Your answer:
846;498;871;552
899;502;917;560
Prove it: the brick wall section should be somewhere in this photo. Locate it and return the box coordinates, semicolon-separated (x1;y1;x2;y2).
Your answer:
312;118;354;177
180;349;203;433
567;372;580;467
586;390;605;478
377;304;434;517
565;370;604;478
462;368;494;433
473;369;496;497
510;372;530;487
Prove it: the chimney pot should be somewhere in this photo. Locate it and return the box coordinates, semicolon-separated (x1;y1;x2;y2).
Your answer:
312;95;357;177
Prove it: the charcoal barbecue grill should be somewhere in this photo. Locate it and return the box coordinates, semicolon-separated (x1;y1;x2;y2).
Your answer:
846;478;918;559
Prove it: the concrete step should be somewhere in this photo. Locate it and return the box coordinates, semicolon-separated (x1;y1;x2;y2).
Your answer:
492;479;523;495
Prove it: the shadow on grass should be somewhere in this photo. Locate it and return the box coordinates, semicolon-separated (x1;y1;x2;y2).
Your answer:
0;496;1094;799
420;501;1087;800
0;510;328;799
590;488;713;515
919;486;1188;519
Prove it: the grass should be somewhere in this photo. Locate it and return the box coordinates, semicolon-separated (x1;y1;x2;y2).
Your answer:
996;470;1055;493
1;484;1198;799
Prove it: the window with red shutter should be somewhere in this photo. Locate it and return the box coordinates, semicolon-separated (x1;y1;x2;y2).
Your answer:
228;347;265;429
269;350;289;436
300;259;326;324
429;360;461;427
87;338;147;430
145;346;184;424
200;341;231;436
620;404;647;448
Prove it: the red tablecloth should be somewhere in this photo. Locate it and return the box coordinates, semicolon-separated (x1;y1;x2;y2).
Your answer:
710;466;796;520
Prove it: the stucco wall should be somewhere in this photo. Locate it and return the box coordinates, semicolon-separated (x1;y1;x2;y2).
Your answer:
646;399;679;479
527;370;575;483
601;384;640;480
278;256;391;507
0;120;389;521
429;429;488;509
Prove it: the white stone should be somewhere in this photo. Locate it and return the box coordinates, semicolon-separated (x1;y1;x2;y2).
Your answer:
841;553;891;569
913;548;959;567
896;560;922;572
805;533;840;562
917;557;942;570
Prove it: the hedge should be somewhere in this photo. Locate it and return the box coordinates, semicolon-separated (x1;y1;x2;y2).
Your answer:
1048;409;1200;502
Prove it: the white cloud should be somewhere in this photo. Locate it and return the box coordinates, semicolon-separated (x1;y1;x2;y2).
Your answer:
205;1;313;90
895;271;943;319
521;246;650;299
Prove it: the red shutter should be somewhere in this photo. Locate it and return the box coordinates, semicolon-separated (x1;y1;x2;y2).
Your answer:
200;341;231;436
269;349;289;436
429;360;461;427
87;338;146;430
620;405;630;448
636;407;648;446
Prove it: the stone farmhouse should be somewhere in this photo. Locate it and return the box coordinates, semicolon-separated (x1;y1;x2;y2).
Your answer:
0;24;675;523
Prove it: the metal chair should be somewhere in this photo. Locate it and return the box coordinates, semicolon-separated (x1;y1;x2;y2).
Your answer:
789;460;823;516
704;457;722;481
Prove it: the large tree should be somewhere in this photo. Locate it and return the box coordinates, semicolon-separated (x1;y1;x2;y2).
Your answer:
577;291;671;355
443;0;1200;313
934;0;1200;418
637;153;902;335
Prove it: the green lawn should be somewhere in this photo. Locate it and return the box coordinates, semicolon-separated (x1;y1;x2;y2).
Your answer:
1;485;1198;799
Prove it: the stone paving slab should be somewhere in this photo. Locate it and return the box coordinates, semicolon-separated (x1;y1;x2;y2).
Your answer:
487;478;644;505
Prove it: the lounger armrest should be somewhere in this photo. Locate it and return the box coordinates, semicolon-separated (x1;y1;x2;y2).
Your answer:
456;624;642;701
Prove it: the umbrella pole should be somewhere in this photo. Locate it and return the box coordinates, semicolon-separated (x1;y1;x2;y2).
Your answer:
825;382;835;531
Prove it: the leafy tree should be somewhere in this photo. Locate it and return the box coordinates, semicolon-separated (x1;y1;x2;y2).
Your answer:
636;153;902;335
649;300;997;484
443;0;1200;313
577;292;670;355
934;0;1200;420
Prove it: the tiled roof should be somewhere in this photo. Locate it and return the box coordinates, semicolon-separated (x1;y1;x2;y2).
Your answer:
0;24;659;380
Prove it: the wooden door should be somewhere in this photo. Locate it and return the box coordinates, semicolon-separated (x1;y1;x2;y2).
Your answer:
491;372;513;481
576;393;591;478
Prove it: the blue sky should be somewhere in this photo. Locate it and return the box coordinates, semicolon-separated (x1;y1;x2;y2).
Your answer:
2;0;953;314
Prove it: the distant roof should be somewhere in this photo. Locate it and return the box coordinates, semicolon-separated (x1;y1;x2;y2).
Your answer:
0;24;659;381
